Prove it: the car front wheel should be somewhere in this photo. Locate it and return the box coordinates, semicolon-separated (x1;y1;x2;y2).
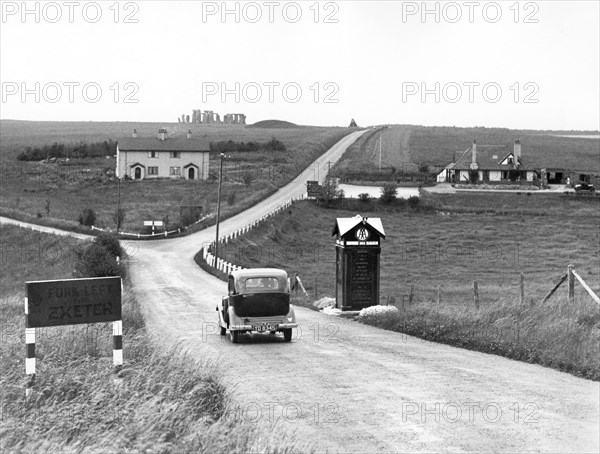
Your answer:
230;330;239;343
283;329;292;342
220;325;226;336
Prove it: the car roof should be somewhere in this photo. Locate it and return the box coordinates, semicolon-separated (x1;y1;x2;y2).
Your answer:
231;268;288;280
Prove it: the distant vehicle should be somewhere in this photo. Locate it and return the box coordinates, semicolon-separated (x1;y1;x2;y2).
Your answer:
217;268;298;343
574;182;595;192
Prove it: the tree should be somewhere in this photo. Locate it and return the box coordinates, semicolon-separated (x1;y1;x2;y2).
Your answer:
241;170;255;186
318;178;344;204
78;207;96;226
380;183;398;203
349;118;358;127
113;207;126;230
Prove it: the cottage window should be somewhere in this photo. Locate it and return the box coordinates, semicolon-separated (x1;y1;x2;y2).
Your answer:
148;151;158;158
170;166;181;176
148;166;159;176
170;151;181;158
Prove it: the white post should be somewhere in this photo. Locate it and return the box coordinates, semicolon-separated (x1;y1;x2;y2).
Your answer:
112;320;123;370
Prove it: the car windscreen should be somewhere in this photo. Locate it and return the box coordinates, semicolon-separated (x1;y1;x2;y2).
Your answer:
242;277;284;292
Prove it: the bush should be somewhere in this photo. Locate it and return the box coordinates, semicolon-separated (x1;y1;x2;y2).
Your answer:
227;191;236;206
358;193;370;202
380;183;398;204
93;232;122;258
17;140;117;161
241;170;254;186
469;169;479;183
78;208;96;226
73;243;124;278
209;137;286;153
266;136;286;151
408;195;420;208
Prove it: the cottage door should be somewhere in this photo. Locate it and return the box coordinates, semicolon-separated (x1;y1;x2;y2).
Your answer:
134;167;142;179
188;167;195;180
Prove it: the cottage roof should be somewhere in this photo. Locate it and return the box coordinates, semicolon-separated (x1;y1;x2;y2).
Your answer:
450;145;537;171
118;136;210;152
332;214;386;238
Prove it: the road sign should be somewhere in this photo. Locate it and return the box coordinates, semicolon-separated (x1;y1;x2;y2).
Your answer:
144;220;164;227
24;276;123;394
307;180;322;198
26;276;122;328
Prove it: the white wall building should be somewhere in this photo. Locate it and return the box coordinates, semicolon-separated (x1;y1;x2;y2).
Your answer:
443;139;537;184
116;128;210;180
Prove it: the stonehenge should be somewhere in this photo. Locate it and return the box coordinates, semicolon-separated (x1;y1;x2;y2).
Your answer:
179;110;246;125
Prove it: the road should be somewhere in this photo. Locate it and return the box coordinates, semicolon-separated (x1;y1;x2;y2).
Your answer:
3;130;598;452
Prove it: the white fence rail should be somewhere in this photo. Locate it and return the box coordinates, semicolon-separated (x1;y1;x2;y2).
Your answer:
91;213;214;239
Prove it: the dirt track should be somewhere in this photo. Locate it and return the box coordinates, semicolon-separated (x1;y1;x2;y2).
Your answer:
4;130;598;452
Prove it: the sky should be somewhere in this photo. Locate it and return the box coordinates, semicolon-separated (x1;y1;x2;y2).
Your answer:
1;1;598;130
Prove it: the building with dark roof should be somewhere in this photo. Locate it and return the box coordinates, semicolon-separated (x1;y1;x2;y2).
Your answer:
116;128;210;180
440;140;538;184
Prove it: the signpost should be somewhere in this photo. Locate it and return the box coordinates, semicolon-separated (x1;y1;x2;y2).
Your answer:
143;220;164;234
307;180;322;198
25;276;123;396
332;215;385;311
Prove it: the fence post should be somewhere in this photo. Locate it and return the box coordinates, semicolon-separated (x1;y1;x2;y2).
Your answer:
409;285;414;305
567;264;575;304
520;273;525;305
437;285;441;304
473;281;480;309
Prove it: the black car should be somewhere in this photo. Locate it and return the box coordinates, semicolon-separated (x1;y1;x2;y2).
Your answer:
574;182;595;192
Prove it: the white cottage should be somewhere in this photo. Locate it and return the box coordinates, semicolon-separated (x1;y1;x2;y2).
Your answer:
443;139;538;184
116;129;210;180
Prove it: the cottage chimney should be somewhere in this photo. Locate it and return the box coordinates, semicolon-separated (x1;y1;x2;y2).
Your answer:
471;140;477;165
187;129;192;139
132;129;138;138
157;128;167;141
514;139;521;166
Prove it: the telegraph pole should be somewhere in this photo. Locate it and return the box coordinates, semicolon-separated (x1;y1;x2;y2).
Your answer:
116;177;122;232
378;132;383;172
214;153;225;261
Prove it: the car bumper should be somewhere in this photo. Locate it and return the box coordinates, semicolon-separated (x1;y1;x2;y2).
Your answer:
229;322;298;331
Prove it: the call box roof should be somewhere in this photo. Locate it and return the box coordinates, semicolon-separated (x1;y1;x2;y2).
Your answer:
332;214;385;239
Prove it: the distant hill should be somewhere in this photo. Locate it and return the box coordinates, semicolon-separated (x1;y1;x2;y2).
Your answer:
248;120;299;128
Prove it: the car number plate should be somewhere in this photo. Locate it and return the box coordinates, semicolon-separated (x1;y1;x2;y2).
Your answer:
254;324;275;332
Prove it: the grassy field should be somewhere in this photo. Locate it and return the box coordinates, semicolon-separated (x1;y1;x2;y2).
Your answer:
212;197;600;379
0;226;304;452
0;120;353;233
332;124;600;182
421;189;600;217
